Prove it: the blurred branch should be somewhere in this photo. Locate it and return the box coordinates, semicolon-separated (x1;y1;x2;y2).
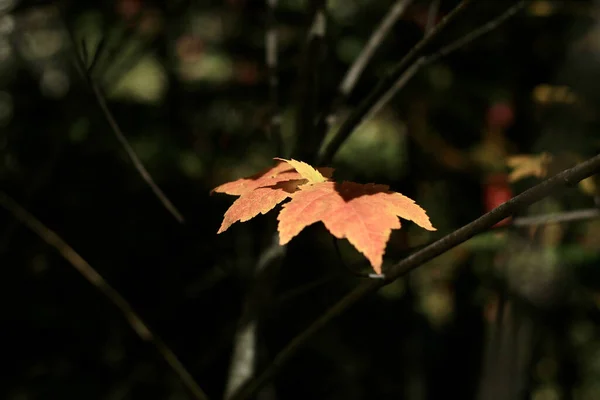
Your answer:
0;192;207;400
338;0;414;98
317;0;472;165
230;151;600;400
363;0;527;131
86;34;107;76
62;18;185;223
512;207;600;226
322;0;413;136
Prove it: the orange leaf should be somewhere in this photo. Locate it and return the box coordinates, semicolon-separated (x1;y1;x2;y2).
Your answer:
217;180;304;233
277;181;436;274
213;159;435;274
212;161;333;196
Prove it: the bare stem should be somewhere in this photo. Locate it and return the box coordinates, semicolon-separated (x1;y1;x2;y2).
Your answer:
230;151;600;400
324;0;413;134
0;192;207;400
338;0;414;97
62;15;184;223
362;0;527;133
512;207;600;226
317;0;472;165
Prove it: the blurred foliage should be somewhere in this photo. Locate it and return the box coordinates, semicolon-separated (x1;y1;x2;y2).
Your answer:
3;0;600;399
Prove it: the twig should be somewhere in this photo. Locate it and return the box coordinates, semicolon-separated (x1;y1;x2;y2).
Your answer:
338;0;414;97
322;0;413;136
317;0;472;165
335;0;527;150
230;151;600;400
512;207;600;226
360;57;425;127
62;18;185;223
369;0;439;127
86;34;107;75
0;192;207;400
427;0;526;65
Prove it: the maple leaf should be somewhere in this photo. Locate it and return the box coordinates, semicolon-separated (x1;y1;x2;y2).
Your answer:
507;152;598;196
277;181;436;274
212;158;436;274
217;180;303;233
213;160;334;233
506;152;552;183
212;160;334;196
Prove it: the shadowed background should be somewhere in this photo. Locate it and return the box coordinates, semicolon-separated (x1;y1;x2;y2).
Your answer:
2;0;600;399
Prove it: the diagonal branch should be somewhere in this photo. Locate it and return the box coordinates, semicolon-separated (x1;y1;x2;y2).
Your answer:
338;0;414;97
0;192;207;400
317;0;472;165
320;0;414;136
512;207;600;226
362;0;527;131
230;152;600;400
62;17;185;223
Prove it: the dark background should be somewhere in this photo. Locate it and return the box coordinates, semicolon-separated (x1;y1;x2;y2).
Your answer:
2;0;600;399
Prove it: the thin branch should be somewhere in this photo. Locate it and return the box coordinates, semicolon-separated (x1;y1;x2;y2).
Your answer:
512;207;600;226
0;192;207;400
88;75;185;224
317;0;472;165
323;0;413;136
427;0;526;65
338;0;414;97
86;34;107;75
360;57;425;127
62;19;185;223
230;152;600;400
331;0;527;152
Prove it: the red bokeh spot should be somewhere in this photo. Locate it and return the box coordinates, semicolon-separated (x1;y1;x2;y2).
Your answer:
483;173;513;227
486;102;515;130
116;0;142;20
176;35;205;62
235;61;259;85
